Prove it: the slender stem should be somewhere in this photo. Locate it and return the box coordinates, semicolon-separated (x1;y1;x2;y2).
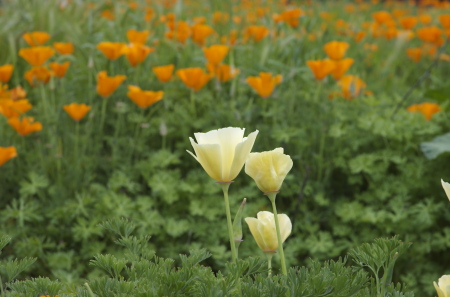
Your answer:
265;252;274;277
220;182;237;262
267;192;288;276
84;283;96;297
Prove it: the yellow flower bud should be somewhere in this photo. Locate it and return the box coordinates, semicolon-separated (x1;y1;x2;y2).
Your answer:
187;127;258;182
441;179;450;202
245;211;292;253
434;275;450;297
244;148;293;193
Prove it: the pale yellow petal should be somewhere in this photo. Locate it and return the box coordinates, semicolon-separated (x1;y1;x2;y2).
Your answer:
277;214;292;243
260;215;278;251
245;217;266;251
441;179;450;202
439;275;450;297
435;281;446;297
189;138;222;181
228;130;259;181
216;127;245;181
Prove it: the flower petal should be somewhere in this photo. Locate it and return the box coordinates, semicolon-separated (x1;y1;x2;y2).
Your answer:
229;130;258;181
188;137;222;181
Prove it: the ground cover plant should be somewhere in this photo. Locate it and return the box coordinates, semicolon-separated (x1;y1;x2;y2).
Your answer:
1;0;450;295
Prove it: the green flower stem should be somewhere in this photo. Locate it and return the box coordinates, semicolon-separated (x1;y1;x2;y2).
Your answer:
266;192;288;276
220;182;237;263
265;252;274;277
84;283;96;297
190;89;197;116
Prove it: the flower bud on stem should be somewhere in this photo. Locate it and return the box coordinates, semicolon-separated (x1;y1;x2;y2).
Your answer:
266;191;288;276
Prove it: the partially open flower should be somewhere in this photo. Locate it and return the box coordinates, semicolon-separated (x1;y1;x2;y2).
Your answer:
441;180;450;202
245;211;292;253
245;148;293;194
434;275;450;297
187;127;258;182
0;146;18;167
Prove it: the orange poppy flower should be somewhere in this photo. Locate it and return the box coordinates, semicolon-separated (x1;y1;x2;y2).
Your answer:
439;14;450;29
372;11;392;24
246;72;282;98
101;9;115;21
127;85;164;109
191;24;215;46
8;117;43;136
53;42;74;55
22;31;51;46
324;41;349;61
0;98;32;118
417;26;443;46
213;11;229;24
96;42;127;60
152;64;175;82
338;75;366;100
128;2;138;10
96;71;126;98
210;64;240;82
49;61;70;78
63;103;91;121
419;14;432;25
364;43;378;51
126;29;150;44
0;146;17;167
0;64;13;83
10;86;27;101
277;8;303;28
407;102;440;120
203;45;229;66
306;59;335;80
19;47;55;66
123;43;154;67
166;21;191;44
353;31;366;42
406;48;422;62
244;26;269;42
144;8;154;22
24;67;52;86
176;67;211;91
399;16;418;30
330;58;354;80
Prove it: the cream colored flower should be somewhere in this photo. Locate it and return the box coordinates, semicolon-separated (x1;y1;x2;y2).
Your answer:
441;179;450;202
245;148;293;193
187;127;258;182
245;211;291;252
434;275;450;297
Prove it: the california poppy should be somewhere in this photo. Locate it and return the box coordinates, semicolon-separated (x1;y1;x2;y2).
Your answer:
101;9;115;21
166;21;191;44
276;8;303;28
19;47;55;66
406;48;422;62
372;11;392;25
244;26;269;42
330;58;354;80
63;103;91;121
127;85;164;109
0;64;13;83
210;64;240;82
407;102;440;120
191;24;215;46
306;59;335;80
0;146;17;167
176;67;211;91
203;45;229;66
152;64;175;82
10;86;27;101
246;72;282;98
49;61;70;78
22;31;51;46
0;98;32;118
53;42;74;55
124;43;154;67
417;27;444;46
144;8;154;22
126;29;150;44
96;71;126;97
399;16;418;30
8;117;43;136
338;75;366;100
24;67;52;86
96;42;127;60
419;14;432;25
324;41;349;61
439;14;450;29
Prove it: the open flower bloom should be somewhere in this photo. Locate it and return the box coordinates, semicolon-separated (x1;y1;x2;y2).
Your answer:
96;42;127;60
400;16;418;30
0;99;32;118
246;72;282;98
127;85;164;109
245;147;293;193
323;41;349;61
187;127;258;182
417;27;444;46
126;29;150;44
441;180;450;202
22;31;51;46
24;67;52;87
407;48;422;62
176;67;211;91
49;61;70;78
407;102;441;120
0;146;18;167
53;42;74;55
276;8;303;28
434;275;450;297
208;64;240;82
338;75;366;100
203;45;229;66
96;71;126;98
19;47;55;66
244;25;270;42
63;103;91;121
306;59;335;81
0;64;14;83
124;43;154;67
440;14;450;29
190;24;215;46
245;211;292;253
153;64;174;82
8;117;43;136
166;21;191;44
330;58;354;80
